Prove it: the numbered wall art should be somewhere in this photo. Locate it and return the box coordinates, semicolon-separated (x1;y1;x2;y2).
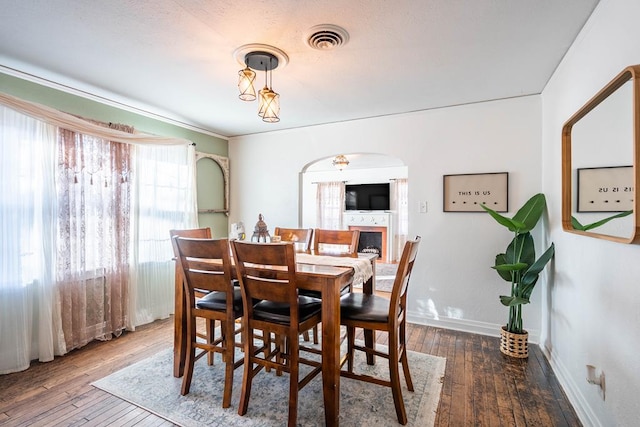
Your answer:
577;166;633;212
443;172;509;212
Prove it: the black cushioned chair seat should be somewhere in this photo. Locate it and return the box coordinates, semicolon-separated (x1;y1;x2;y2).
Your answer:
300;283;350;300
196;287;243;314
254;295;322;325
340;293;390;323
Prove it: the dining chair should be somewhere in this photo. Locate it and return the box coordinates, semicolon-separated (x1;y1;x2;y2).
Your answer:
313;228;360;257
274;227;313;253
339;236;421;425
169;228;216;366
231;240;323;427
174;237;244;407
274;227;317;343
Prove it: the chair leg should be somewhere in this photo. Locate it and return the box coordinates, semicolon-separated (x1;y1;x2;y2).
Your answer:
181;316;196;396
207;319;215;365
222;320;235;408
346;326;356;372
238;327;254;416
399;321;414;391
275;334;285;376
263;330;272;373
313;325;319;344
287;331;299;427
302;330;311;342
388;329;408;425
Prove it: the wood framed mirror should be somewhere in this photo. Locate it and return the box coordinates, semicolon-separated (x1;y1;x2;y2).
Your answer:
562;65;640;243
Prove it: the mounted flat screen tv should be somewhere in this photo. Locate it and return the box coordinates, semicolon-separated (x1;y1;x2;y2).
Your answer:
345;183;390;211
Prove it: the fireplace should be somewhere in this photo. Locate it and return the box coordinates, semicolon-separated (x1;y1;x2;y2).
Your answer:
358;231;382;256
343;212;392;262
348;225;387;262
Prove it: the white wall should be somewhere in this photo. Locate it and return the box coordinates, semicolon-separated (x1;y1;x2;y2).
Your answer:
229;95;543;340
541;0;640;426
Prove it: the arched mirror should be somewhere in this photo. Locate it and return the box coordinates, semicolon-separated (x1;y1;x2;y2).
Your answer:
562;65;640;243
195;151;229;215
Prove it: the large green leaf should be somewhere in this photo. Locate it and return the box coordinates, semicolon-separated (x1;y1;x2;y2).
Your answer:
480;204;526;232
512;193;546;233
521;243;555;286
517;279;538;301
493;253;512;282
505;233;535;267
571;216;584;229
572;210;632;231
500;295;530;307
493;262;528;272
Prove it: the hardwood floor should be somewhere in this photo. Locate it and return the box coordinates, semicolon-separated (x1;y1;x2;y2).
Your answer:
0;317;581;426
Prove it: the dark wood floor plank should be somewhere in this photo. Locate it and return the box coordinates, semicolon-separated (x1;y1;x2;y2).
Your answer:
103;406;149;427
478;335;501;427
0;317;581;427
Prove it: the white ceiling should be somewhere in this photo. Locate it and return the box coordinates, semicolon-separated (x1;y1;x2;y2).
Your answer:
0;0;599;138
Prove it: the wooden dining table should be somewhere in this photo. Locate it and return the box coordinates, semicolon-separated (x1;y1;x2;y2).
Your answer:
173;250;377;426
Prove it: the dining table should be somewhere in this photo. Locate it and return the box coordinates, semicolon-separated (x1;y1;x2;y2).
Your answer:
173;248;378;426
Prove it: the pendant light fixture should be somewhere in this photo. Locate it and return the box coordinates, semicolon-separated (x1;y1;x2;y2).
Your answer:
257;57;280;122
234;44;288;123
237;66;256;101
332;154;350;170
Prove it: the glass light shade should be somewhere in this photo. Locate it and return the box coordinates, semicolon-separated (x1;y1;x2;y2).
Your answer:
332;155;349;170
257;86;269;117
258;87;280;123
238;67;256;101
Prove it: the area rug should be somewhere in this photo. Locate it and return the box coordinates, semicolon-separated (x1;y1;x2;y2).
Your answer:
93;343;445;426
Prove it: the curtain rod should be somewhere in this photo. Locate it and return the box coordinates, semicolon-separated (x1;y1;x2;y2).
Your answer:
311;180;348;184
312;179;400;184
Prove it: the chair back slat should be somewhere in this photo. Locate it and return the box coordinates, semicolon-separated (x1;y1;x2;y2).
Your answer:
313;229;360;257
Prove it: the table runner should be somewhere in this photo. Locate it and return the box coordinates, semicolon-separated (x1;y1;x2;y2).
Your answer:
296;253;373;286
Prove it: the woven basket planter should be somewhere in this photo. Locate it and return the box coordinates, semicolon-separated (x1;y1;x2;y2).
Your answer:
500;327;529;358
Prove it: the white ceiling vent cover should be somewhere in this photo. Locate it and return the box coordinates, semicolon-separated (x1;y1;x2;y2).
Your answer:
305;24;349;50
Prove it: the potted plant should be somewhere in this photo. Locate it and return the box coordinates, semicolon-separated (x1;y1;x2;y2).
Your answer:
481;193;555;358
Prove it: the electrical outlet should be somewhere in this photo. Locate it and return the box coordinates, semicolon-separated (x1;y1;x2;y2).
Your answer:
419;201;427;213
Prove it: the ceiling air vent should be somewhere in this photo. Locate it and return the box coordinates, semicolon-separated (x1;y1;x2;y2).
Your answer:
305;24;349;50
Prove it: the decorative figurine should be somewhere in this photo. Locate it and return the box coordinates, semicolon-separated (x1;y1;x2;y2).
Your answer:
230;222;246;240
251;213;270;242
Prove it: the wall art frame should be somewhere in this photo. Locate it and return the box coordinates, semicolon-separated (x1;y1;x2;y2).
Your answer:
577;165;633;212
443;172;509;212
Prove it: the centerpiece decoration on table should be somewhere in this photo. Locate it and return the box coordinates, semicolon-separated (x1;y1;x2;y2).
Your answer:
251;213;271;242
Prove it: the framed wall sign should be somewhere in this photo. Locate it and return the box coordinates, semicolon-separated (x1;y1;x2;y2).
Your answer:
443;172;509;212
577;166;633;212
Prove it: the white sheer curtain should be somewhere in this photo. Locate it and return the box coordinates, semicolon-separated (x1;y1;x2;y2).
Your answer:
316;181;345;229
392;178;409;262
0;106;62;374
0;94;197;374
130;143;197;327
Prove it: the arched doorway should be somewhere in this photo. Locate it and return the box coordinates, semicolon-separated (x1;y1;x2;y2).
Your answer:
300;153;408;263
